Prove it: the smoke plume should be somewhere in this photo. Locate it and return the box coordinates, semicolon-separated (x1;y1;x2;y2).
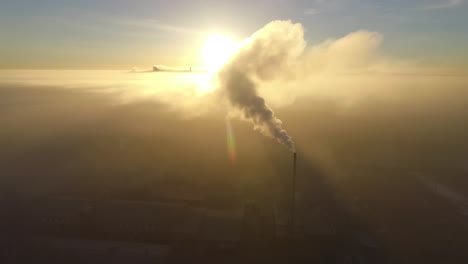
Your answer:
217;21;305;152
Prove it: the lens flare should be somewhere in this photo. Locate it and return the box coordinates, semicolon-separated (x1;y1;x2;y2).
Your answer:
226;118;236;165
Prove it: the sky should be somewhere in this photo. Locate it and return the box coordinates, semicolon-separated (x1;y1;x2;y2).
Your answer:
1;0;467;69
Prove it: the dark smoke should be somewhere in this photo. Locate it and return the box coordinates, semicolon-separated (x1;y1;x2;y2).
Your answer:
217;20;305;152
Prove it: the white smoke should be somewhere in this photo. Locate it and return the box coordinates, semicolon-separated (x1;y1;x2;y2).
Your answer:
214;19;467;152
216;21;305;152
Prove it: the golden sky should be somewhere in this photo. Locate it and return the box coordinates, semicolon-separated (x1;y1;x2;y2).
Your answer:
1;0;467;70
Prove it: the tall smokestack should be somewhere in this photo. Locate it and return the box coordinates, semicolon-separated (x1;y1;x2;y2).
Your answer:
291;152;297;237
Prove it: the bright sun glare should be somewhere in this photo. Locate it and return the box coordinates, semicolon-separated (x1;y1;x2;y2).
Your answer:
203;34;238;71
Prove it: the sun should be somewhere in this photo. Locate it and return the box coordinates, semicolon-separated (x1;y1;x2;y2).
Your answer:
203;34;238;71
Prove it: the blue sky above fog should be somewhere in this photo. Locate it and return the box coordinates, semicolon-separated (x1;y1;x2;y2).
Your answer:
1;0;467;69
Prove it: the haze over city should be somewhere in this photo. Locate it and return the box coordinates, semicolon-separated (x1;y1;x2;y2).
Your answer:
1;1;468;263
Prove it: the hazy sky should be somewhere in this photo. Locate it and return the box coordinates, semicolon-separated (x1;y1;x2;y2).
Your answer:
1;0;467;69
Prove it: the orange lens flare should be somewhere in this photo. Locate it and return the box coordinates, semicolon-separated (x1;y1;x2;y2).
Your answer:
226;118;236;165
